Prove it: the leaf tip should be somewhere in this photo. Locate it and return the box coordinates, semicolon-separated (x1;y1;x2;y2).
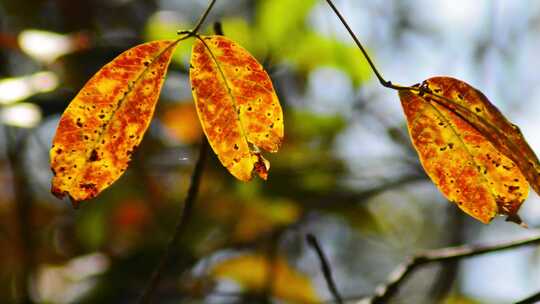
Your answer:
70;197;81;209
51;185;66;200
505;213;527;228
254;153;270;180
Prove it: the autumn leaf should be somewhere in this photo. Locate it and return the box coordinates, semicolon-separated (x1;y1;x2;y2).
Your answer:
190;35;284;181
418;77;540;197
50;39;179;204
399;77;533;224
211;254;320;303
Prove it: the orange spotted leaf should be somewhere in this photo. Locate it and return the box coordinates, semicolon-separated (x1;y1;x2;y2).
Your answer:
50;39;179;204
190;35;284;181
419;77;540;198
400;77;531;224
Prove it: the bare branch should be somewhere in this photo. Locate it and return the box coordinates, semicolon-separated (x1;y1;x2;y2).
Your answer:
306;233;344;304
364;234;540;303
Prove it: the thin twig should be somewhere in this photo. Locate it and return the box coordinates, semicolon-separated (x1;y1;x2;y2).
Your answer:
324;0;410;91
192;0;217;34
137;139;209;304
178;0;217;37
306;233;344;304
366;234;540;303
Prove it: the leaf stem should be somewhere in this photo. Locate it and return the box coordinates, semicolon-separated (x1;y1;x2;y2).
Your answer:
324;0;412;91
137;139;209;304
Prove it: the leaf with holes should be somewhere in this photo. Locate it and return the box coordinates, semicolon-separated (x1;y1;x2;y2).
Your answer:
190;35;284;181
50;39;179;205
400;77;534;224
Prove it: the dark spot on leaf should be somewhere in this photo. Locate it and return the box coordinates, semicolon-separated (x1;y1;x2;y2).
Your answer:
89;149;99;162
508;185;520;193
80;183;96;191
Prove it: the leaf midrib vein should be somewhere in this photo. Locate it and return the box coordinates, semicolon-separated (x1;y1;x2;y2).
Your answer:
424;100;498;206
198;36;253;152
69;39;179;191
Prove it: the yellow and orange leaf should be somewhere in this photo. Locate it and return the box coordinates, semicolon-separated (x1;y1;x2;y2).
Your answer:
400;77;531;224
419;77;540;197
50;39;179;204
190;35;284;181
211;254;320;303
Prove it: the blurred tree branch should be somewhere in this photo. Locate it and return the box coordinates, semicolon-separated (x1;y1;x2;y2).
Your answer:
364;233;540;303
428;206;465;301
306;233;344;304
516;290;540;304
6;128;34;304
137;138;209;304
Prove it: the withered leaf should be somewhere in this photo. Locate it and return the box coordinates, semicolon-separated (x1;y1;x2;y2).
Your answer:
190;35;284;181
50;40;179;204
400;77;532;224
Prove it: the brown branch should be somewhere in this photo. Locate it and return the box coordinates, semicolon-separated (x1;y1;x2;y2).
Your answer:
7;129;35;304
137;138;209;304
306;233;344;304
367;234;540;303
428;206;464;301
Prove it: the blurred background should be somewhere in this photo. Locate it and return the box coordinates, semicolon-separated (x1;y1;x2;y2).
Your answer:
2;0;540;303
